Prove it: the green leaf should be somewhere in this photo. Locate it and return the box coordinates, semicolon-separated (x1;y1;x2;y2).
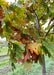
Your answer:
36;39;41;43
4;14;9;22
10;40;21;45
3;31;11;37
16;51;21;58
36;30;40;38
4;26;13;33
42;46;52;57
15;44;25;58
42;0;52;16
38;55;43;65
11;63;16;71
9;3;17;11
18;0;24;4
23;30;29;34
11;58;17;63
18;44;25;51
42;40;54;50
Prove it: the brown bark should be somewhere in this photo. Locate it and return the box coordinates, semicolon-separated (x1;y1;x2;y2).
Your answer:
42;55;46;75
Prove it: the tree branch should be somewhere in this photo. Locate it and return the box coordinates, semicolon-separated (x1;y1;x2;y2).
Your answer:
34;9;40;30
11;26;35;41
26;34;36;41
48;18;54;26
45;25;54;37
34;8;46;75
47;33;54;36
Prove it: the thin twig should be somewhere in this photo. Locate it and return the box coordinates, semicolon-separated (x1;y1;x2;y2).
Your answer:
45;25;54;37
8;21;36;41
27;34;36;41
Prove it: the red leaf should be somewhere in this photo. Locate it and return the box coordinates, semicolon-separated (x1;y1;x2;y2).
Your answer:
18;58;24;63
24;52;31;61
10;37;15;40
0;28;3;33
32;53;39;63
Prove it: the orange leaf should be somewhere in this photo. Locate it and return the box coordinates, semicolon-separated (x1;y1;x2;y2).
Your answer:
27;42;42;55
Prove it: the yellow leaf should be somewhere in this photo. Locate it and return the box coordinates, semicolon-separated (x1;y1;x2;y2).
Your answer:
27;42;42;55
5;2;9;7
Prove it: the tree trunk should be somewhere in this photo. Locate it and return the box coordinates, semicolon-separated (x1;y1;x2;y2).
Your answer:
35;9;46;75
42;55;46;75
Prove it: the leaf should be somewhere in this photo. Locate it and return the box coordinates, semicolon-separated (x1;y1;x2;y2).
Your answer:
18;58;24;63
10;40;22;45
9;3;17;11
24;52;31;61
5;2;9;7
27;42;42;55
4;14;9;22
11;58;17;63
36;30;40;38
42;40;54;50
42;0;52;16
40;46;52;57
32;53;39;63
3;31;11;37
16;51;22;58
4;25;13;33
18;0;24;4
38;55;43;65
18;44;25;51
13;44;25;58
11;63;16;71
0;0;8;7
36;39;41;43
